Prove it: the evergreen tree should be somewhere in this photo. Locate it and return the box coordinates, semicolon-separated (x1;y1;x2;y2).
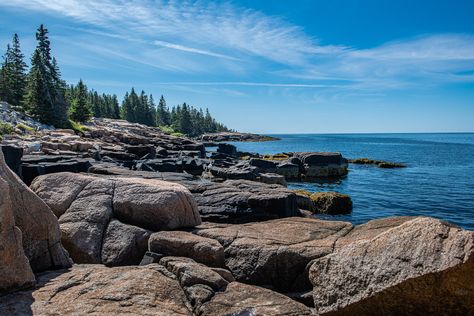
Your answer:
0;34;28;106
179;103;193;135
148;94;157;126
24;50;54;124
0;44;13;103
111;94;120;119
156;95;171;126
24;24;69;126
69;79;91;122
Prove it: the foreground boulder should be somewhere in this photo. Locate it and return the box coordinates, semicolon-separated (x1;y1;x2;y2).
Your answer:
0;150;71;273
0;264;191;315
0;171;35;294
199;282;313;316
310;191;353;215
196;217;353;291
30;172;201;265
309;217;474;315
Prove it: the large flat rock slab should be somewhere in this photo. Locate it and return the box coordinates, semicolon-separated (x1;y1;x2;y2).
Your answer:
187;179;300;223
309;217;474;315
0;264;191;315
196;217;353;291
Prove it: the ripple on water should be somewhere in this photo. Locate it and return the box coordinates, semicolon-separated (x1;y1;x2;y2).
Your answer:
232;133;474;230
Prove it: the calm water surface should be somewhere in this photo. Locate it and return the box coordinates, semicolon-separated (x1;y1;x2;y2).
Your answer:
230;133;474;230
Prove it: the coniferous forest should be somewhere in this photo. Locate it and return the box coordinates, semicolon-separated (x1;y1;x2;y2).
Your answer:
0;25;231;136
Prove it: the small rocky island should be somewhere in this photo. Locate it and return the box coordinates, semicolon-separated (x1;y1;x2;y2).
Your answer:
0;104;473;315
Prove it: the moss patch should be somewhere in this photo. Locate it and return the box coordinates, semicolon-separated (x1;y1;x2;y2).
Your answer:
262;153;290;161
349;158;406;168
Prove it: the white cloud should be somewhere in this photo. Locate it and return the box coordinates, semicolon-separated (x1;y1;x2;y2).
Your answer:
0;0;323;65
2;1;474;90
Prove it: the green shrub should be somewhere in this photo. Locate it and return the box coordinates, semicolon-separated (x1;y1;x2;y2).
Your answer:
16;122;34;132
0;121;14;136
69;120;87;133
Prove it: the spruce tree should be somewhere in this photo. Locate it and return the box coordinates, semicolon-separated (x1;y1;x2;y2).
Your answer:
179;103;193;135
69;79;91;122
24;50;54;124
25;24;68;126
111;94;120;119
1;34;27;106
156;95;171;126
0;45;13;103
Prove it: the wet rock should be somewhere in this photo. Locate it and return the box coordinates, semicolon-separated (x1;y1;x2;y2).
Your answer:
249;158;277;170
149;231;224;267
198;282;313;316
259;173;287;186
296;152;345;165
309;217;474;315
276;162;300;178
0;151;71;273
310;191;353;215
196;217;353;292
0;264;191;315
217;143;237;156
200;132;279;142
208;165;257;181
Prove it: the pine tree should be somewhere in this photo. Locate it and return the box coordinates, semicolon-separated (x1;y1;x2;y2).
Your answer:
69;79;91;122
179;103;193;135
148;94;157;126
24;50;54;124
1;34;28;106
156;95;171;126
111;94;120;119
0;44;13;103
24;25;68;126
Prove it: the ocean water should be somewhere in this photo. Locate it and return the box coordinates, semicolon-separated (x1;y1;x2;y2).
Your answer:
229;133;474;230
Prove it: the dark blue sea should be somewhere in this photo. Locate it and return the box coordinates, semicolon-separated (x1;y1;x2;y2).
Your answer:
229;133;474;230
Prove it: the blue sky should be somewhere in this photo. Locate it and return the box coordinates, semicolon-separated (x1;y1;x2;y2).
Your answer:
1;0;473;133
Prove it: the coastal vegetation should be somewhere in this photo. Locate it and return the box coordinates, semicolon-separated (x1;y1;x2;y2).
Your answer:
349;157;406;168
0;25;231;137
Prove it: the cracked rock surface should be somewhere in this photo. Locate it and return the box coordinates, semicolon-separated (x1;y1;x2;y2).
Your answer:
0;264;191;315
195;217;353;292
30;172;201;265
309;217;474;315
0;150;71;274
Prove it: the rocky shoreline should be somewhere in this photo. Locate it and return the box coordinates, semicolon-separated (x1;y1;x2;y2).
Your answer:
0;106;473;315
200;131;280;142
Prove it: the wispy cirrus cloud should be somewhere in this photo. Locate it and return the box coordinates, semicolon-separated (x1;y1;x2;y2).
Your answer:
1;0;474;93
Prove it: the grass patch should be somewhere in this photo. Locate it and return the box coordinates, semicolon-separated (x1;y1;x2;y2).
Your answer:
293;189;312;197
0;121;14;136
16;122;34;132
262;153;290;161
69;120;87;133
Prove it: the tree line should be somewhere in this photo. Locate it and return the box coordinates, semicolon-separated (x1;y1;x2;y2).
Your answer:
0;25;231;136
